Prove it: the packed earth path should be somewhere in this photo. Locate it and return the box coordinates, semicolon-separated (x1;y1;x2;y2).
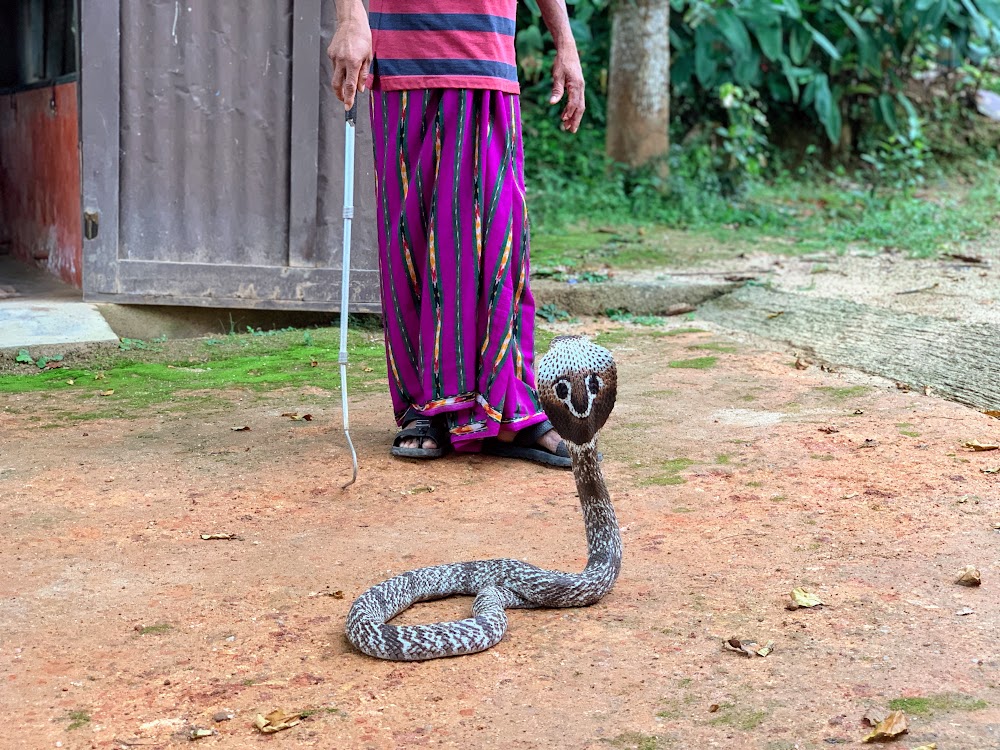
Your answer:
2;321;999;749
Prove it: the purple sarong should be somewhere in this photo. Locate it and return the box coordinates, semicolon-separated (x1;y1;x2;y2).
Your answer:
371;88;547;452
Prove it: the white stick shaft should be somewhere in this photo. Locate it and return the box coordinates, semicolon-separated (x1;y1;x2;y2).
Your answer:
339;115;358;488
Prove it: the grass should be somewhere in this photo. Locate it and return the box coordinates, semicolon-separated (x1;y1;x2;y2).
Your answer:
707;703;769;730
813;385;869;401
643;458;696;486
661;327;708;337
668;356;717;370
688;341;738;353
137;623;173;635
888;694;987;715
897;422;921;437
1;326;389;424
66;710;91;730
605;732;667;750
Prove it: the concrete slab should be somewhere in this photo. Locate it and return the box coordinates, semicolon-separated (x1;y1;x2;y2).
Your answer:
0;256;120;350
0;300;120;349
532;277;735;316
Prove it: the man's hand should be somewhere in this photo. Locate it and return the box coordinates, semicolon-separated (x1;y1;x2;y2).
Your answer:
549;47;585;133
327;5;372;110
537;0;585;133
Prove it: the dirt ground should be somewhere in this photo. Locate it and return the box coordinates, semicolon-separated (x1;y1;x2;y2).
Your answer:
2;323;999;750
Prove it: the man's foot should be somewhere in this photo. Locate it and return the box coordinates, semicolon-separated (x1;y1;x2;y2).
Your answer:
483;420;572;469
391;419;448;459
497;427;563;453
398;421;438;451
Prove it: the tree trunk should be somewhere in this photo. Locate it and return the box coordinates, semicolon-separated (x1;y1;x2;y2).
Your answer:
606;0;670;169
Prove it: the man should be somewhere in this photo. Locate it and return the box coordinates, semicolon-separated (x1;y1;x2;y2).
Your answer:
327;0;585;467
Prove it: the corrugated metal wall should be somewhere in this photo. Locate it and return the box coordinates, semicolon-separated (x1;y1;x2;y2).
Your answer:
80;0;380;310
118;1;294;266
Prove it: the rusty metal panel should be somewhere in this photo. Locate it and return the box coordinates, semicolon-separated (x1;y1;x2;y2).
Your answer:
0;82;83;287
81;0;381;311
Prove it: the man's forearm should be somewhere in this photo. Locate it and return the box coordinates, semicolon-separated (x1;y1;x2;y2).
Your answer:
335;0;367;24
536;0;574;49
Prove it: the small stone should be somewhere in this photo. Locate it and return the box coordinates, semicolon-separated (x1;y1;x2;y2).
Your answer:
213;712;233;723
956;565;982;587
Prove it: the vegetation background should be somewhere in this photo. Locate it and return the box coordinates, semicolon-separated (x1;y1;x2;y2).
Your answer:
513;0;1000;267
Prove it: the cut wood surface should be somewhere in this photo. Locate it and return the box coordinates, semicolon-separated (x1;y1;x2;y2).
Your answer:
700;285;1000;411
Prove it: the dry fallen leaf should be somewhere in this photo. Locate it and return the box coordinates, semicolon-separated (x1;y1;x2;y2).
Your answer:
911;744;937;750
982;467;1000;474
861;705;889;727
894;382;911;392
853;409;865;415
786;587;824;610
189;727;215;739
310;359;319;367
308;590;345;599
964;441;1000;451
862;710;909;742
253;709;301;734
708;704;720;713
722;637;772;657
66;378;75;385
723;638;755;657
794;357;810;370
95;371;106;380
923;385;933;396
200;533;243;541
956;565;982;586
402;485;435;495
984;410;1000;419
231;426;251;432
860;438;879;449
363;366;374;372
280;412;313;422
819;426;839;434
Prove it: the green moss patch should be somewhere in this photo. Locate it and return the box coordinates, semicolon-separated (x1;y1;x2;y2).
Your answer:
888;694;987;715
668;356;717;370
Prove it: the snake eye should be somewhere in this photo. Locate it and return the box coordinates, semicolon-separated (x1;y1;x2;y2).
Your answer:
588;374;601;395
554;381;570;400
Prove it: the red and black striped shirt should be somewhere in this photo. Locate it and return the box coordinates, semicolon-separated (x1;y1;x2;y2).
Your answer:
369;0;519;94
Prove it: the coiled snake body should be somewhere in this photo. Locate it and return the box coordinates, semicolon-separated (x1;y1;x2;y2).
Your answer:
346;336;621;660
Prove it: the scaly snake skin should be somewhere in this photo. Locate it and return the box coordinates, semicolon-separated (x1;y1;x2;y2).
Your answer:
346;336;621;660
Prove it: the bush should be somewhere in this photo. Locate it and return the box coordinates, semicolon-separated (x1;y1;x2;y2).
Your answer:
669;0;1000;147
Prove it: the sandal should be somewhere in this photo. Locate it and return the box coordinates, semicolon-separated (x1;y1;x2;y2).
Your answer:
391;417;449;459
483;419;572;469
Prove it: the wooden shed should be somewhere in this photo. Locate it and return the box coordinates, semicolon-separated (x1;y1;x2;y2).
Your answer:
1;0;379;312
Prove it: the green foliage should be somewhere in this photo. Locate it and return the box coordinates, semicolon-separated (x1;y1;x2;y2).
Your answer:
670;0;1000;145
537;303;574;323
860;111;931;194
713;83;772;194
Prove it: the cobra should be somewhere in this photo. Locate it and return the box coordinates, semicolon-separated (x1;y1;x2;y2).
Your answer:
345;336;621;660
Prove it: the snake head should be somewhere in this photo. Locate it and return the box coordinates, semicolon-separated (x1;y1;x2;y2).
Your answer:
537;336;617;447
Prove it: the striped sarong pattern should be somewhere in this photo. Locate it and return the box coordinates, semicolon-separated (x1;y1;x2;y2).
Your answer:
371;88;547;452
